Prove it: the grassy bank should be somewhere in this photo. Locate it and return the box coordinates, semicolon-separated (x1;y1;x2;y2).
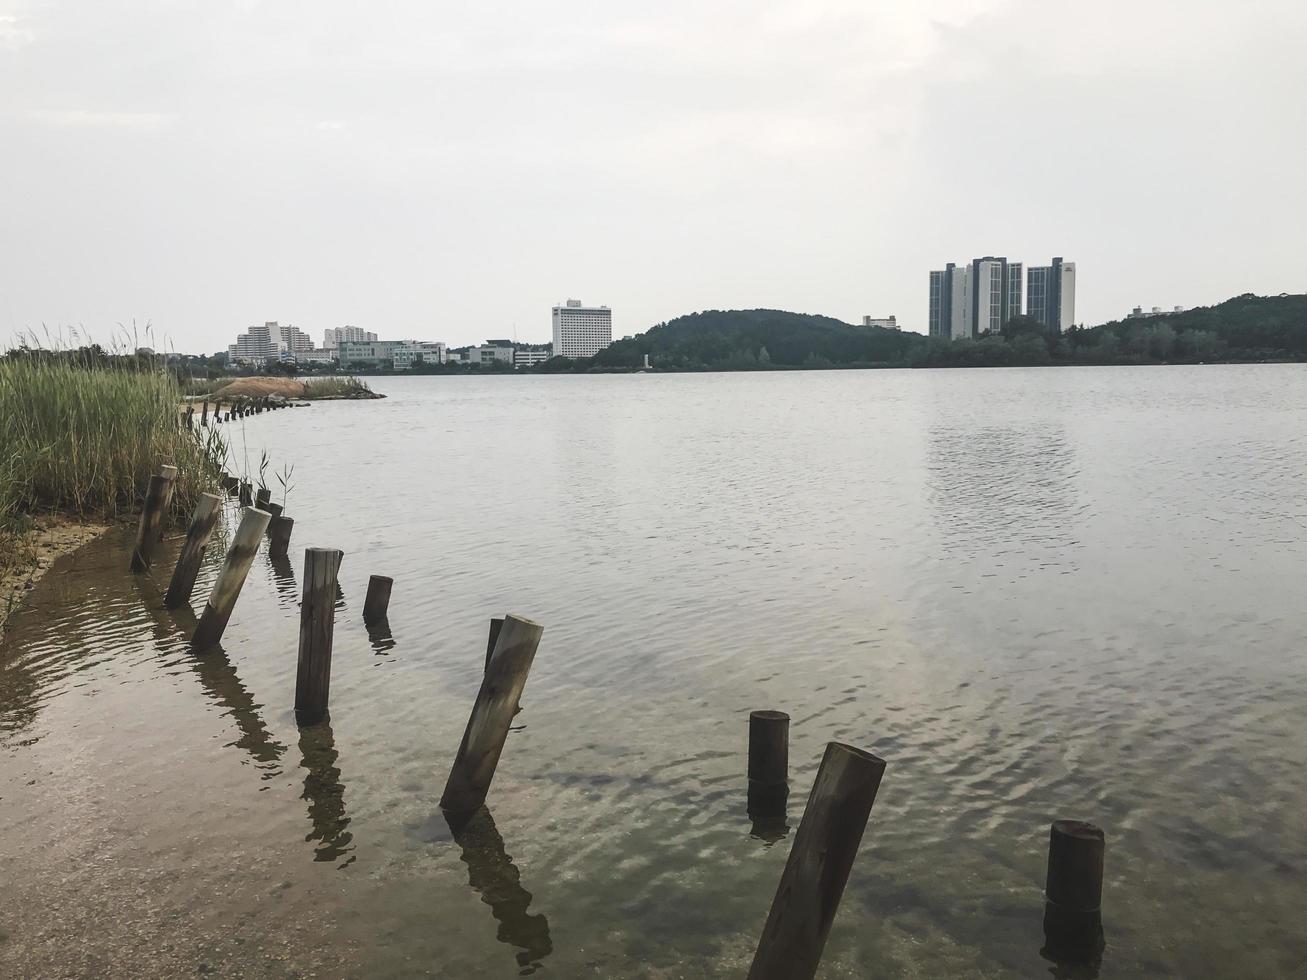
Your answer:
1;353;225;574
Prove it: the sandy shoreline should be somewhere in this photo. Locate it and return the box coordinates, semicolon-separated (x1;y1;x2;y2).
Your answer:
0;518;111;641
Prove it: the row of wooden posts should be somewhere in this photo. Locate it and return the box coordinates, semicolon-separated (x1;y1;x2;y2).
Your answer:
183;394;302;430
130;461;1106;977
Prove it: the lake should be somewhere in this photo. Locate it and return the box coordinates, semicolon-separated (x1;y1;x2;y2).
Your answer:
3;366;1306;978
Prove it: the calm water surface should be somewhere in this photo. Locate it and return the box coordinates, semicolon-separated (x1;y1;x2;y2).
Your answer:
3;367;1307;978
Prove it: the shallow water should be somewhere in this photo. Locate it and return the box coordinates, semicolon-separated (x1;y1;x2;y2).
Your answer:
3;366;1307;978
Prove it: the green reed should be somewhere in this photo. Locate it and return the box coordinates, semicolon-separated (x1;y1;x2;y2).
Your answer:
0;352;226;538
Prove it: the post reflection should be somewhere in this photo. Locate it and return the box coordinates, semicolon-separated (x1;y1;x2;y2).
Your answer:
269;553;299;608
297;721;355;865
746;782;790;845
367;621;397;655
138;579;286;771
444;806;553;974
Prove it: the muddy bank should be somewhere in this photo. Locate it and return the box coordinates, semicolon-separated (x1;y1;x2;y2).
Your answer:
0;518;109;640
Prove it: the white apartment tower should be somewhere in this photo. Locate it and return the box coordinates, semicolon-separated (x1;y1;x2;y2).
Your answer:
227;321;315;363
551;299;612;359
1027;258;1076;333
323;325;378;350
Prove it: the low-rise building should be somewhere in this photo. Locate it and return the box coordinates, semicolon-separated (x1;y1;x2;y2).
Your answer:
1127;305;1186;319
514;348;551;367
862;316;899;330
393;341;448;369
338;339;405;368
470;341;514;366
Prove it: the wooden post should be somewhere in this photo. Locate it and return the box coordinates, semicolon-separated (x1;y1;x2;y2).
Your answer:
1042;820;1105;962
749;710;789;787
185;405;194;430
192;507;272;650
295;548;344;725
748;710;790;827
130;469;177;571
268;516;294;560
164;492;223;608
266;502;283;520
484;617;504;670
221;475;240;495
200;399;209;425
747;742;886;980
239;481;253;506
256;487;271;510
440;614;544;813
363;575;393;625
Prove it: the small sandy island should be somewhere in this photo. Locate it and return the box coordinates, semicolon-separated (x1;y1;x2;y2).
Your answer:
208;377;385;401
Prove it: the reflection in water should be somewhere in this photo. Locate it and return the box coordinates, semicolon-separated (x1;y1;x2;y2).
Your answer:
139;581;287;772
298;722;355;865
367;621;397;655
269;554;299;608
926;423;1083;572
746;782;790;845
445;806;553;975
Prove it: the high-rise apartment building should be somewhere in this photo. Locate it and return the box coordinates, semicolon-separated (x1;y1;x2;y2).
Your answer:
551;299;612;359
323;326;378;350
227;321;315;364
1027;258;1076;333
969;256;1022;336
929;263;971;339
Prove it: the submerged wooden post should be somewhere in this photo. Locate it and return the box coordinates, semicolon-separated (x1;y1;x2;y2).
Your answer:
267;515;294;560
484;617;504;670
266;502;283;520
221;475;240;495
363;575;393;625
1043;820;1106;962
747;742;886;980
184;405;194;430
255;487;271;510
748;710;790;823
130;469;178;572
440;614;544;813
200;400;209;425
295;548;344;725
239;481;253;506
164;492;223;608
191;507;271;650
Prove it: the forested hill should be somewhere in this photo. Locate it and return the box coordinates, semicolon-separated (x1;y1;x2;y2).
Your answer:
589;309;921;370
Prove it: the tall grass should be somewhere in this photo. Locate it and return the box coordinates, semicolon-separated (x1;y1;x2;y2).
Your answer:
0;353;225;540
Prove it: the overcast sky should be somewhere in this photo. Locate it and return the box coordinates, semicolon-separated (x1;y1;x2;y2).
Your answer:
2;0;1304;353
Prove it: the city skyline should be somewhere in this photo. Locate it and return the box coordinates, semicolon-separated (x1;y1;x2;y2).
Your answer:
2;2;1304;353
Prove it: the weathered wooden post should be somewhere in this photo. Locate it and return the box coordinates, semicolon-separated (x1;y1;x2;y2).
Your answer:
268;516;294;560
748;710;790;831
484;617;504;670
255;487;271;510
164;492;223;608
440;614;544;813
295;548;344;725
747;742;886;980
363;575;393;625
266;502;283;520
239;481;253;506
221;475;240;495
200;399;209;425
191;506;272;650
130;467;178;572
1042;820;1105;962
185;405;194;430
